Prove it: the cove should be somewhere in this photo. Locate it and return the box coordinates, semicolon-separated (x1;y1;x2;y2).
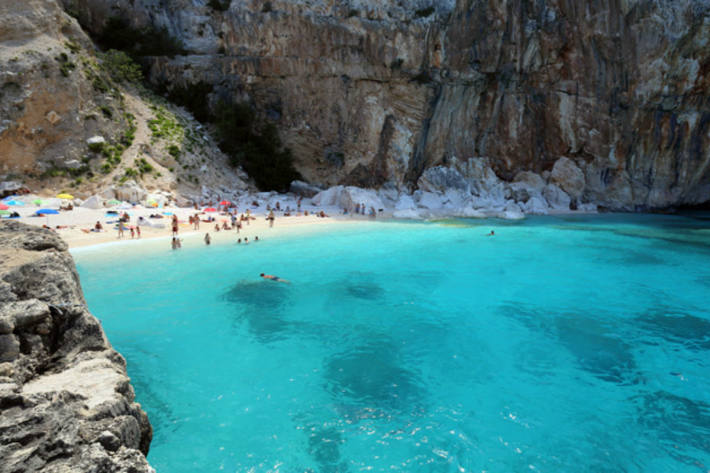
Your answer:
73;214;710;473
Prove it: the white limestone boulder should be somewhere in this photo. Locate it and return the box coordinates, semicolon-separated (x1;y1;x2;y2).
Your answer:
543;183;571;210
80;195;103;209
513;171;547;193
311;186;345;206
520;195;549;214
499;202;525;220
339;187;385;212
415;191;445;210
395;193;416;211
114;180;147;203
550;157;585;199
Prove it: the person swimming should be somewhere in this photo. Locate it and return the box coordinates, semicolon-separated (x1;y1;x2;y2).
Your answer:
260;273;289;283
487;230;495;236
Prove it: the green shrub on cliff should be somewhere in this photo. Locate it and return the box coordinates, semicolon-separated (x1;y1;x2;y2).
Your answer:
100;50;143;84
214;102;300;192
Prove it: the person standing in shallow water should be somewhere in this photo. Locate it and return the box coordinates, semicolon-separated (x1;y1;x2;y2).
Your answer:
268;210;275;228
204;233;211;245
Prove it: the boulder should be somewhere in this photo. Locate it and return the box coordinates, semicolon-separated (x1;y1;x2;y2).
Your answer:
63;159;83;170
338;187;384;212
80;195;103;209
500;202;525;220
395;194;416;211
417;166;469;193
311;186;345;206
550;157;585;198
513;171;546;193
520;195;549;214
415;191;445;210
98;187;116;199
458;157;501;196
115;180;147;203
543;183;572;210
289;180;322;198
455;207;487;218
0;180;27;198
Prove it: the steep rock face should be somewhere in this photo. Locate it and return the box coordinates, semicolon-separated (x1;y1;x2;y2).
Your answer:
0;0;129;177
0;0;252;202
0;222;153;473
65;0;709;209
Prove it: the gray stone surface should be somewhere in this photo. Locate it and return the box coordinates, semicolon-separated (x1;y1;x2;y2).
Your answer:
0;221;153;473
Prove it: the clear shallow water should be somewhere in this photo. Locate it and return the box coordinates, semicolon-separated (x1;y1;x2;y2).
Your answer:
74;214;710;473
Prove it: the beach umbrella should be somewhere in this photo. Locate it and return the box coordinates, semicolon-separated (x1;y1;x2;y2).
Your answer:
36;209;59;215
32;199;46;206
108;199;121;206
6;200;24;206
219;200;231;206
204;207;217;212
57;193;74;199
0;210;9;215
0;204;8;210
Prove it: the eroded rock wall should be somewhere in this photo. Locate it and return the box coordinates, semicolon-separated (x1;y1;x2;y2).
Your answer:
0;0;129;177
63;0;710;209
0;222;153;473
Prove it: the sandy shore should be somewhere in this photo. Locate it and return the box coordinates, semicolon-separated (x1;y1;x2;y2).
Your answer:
7;205;372;250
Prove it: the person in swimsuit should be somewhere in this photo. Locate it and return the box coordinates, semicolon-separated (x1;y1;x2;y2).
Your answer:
260;273;289;283
487;230;495;236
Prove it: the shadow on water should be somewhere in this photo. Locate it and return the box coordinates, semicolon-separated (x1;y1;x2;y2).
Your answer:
635;308;710;350
634;391;710;462
223;280;294;342
343;272;386;301
554;315;639;384
604;249;667;267
323;335;424;413
500;304;639;384
305;424;349;473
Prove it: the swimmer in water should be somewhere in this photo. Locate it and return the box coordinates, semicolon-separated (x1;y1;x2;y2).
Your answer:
486;230;495;236
260;273;290;283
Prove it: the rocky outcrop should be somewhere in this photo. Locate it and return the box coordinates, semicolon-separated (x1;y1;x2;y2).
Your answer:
0;222;153;473
0;0;252;204
62;0;710;210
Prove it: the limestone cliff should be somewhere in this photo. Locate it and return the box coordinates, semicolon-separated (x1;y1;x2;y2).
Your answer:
0;222;153;472
0;0;251;204
62;0;710;210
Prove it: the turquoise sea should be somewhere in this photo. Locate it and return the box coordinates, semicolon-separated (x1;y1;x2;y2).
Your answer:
74;214;710;473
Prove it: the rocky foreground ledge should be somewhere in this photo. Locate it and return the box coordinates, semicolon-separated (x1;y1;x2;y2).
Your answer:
0;222;153;472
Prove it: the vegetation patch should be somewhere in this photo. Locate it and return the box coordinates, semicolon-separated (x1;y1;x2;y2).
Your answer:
120;113;136;147
214;101;300;192
148;104;184;144
163;81;213;122
56;52;76;77
99;50;143;84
